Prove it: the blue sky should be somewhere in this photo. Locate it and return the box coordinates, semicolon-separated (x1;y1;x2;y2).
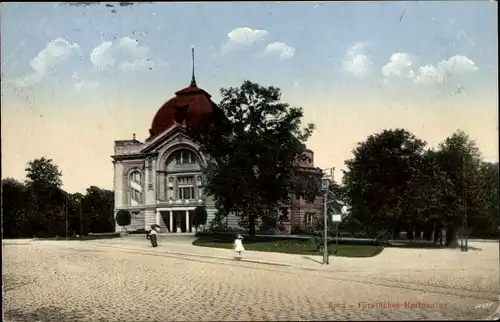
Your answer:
1;1;498;192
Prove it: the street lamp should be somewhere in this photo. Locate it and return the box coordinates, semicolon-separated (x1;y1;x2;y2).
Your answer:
321;167;335;265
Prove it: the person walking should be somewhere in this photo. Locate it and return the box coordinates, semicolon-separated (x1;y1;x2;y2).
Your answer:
149;225;159;247
233;234;245;258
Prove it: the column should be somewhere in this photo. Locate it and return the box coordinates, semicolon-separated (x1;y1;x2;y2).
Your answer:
144;159;150;204
114;161;124;207
156;211;160;226
169;211;173;233
186;210;190;233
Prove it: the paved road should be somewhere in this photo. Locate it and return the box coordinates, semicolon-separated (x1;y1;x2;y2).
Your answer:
3;241;499;321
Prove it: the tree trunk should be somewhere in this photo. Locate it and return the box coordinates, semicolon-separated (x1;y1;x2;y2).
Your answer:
392;225;401;239
249;214;256;237
433;223;440;245
407;228;414;240
415;227;422;240
422;223;433;241
445;224;458;247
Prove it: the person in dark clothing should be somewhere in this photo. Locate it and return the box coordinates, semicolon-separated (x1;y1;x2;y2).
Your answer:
149;225;160;247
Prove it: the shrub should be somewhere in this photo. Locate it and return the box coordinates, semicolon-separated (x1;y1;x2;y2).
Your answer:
115;210;132;234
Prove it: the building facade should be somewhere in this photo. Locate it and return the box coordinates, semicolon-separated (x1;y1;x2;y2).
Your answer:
112;71;323;233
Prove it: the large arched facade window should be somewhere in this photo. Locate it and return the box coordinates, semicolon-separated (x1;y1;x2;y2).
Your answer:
129;169;143;206
172;149;199;165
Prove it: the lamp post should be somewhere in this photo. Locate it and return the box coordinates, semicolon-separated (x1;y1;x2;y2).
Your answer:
322;180;329;265
321;167;335;265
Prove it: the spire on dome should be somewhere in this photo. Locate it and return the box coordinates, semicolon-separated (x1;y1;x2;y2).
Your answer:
190;46;197;87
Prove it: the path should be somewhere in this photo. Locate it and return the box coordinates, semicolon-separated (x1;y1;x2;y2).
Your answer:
3;238;499;321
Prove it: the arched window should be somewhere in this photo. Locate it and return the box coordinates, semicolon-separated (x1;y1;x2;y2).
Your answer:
129;170;143;206
173;149;198;165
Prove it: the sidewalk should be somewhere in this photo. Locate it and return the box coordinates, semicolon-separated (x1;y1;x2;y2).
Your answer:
81;237;498;273
86;237;323;269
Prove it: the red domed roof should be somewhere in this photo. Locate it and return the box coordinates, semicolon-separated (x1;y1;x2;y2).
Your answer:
148;84;218;141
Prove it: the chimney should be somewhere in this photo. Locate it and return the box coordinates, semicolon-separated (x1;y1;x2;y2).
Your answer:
133;133;136;141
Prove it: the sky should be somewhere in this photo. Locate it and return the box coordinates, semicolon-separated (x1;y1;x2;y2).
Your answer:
1;1;498;193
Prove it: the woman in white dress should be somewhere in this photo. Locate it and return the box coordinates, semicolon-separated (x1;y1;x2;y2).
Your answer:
233;234;245;257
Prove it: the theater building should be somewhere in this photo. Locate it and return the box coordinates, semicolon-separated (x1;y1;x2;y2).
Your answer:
112;60;323;233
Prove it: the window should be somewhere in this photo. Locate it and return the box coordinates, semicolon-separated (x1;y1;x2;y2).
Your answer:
178;176;194;186
129;170;143;205
131;171;142;185
178;187;195;199
174;150;197;165
177;176;195;200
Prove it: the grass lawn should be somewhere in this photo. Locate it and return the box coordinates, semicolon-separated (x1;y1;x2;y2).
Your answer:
193;236;383;258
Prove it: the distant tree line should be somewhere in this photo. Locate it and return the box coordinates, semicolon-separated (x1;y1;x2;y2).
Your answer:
339;129;498;246
2;157;115;238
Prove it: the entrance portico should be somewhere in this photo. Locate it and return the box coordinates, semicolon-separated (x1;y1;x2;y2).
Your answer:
156;207;196;233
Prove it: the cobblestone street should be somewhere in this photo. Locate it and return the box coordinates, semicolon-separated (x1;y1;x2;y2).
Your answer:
3;240;499;321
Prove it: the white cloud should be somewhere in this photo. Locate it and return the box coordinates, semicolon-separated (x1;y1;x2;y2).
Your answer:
15;38;80;87
264;42;295;60
382;53;416;79
90;42;115;69
342;42;372;78
414;64;445;85
90;37;166;71
381;53;478;86
415;55;478;85
437;55;478;73
221;27;268;53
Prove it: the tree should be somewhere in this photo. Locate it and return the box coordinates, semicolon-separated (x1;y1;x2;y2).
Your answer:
67;192;84;236
82;186;115;234
25;157;62;187
115;210;132;234
474;162;499;238
188;80;317;236
24;157;65;238
434;130;484;247
192;206;208;232
2;178;27;238
342;129;427;238
405;150;451;243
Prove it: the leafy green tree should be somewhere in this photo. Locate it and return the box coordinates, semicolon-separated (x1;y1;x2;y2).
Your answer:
342;129;427;238
24;157;65;237
470;161;499;238
189;80;317;236
64;193;83;236
25;157;62;187
405;150;451;243
81;186;115;234
115;209;132;234
434;130;484;247
2;178;28;238
193;206;208;232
